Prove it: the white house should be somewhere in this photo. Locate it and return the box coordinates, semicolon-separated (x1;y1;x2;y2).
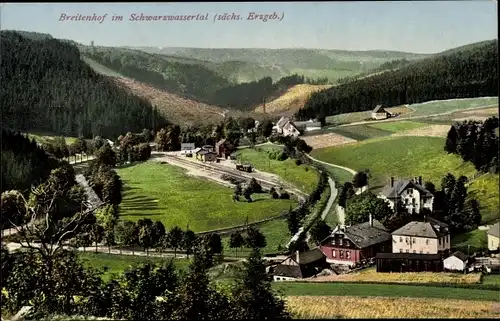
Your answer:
273;116;290;134
487;222;500;251
371;105;389;120
378;177;434;214
443;251;469;272
391;217;450;256
180;143;196;155
282;121;300;137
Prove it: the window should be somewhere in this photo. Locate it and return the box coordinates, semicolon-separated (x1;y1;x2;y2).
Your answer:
405;199;409;205
345;240;349;247
405;249;409;253
399;249;403;253
339;251;344;259
412;198;416;205
346;251;351;259
426;239;429;245
412;238;416;244
406;237;409;243
399;237;403;242
339;239;343;246
332;250;336;258
407;188;413;194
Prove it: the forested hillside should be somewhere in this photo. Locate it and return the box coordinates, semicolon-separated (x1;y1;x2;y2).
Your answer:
80;46;232;103
296;40;499;120
0;31;168;138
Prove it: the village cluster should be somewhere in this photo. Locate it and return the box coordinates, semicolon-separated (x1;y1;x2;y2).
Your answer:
270;176;500;281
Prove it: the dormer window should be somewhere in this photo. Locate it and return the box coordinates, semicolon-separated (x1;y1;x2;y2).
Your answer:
407;188;413;194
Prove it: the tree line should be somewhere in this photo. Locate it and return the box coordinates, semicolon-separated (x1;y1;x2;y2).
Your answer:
296;40;498;120
1;134;290;319
444;116;499;173
0;31;169;139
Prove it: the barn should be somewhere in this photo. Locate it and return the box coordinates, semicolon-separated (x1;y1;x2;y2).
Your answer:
443;251;470;272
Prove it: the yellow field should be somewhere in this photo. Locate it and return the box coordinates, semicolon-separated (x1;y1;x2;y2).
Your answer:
286;296;500;319
255;84;333;114
301;132;357;149
391;124;451;138
312;268;482;284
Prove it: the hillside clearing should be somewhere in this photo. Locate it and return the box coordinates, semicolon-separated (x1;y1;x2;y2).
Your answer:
26;133;79;145
326;106;414;126
82;56;128;78
414;106;499;125
116;162;296;232
286;296;500;319
451;228;488;253
254;84;332;115
112;77;255;126
235;146;319;194
301;132;357;149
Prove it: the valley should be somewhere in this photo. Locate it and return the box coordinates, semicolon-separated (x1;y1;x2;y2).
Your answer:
1;3;499;319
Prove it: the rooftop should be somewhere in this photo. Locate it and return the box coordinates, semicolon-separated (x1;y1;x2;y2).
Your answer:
392;217;448;238
322;220;391;249
380;178;434;199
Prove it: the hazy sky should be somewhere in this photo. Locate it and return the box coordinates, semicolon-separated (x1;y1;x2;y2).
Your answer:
1;1;497;53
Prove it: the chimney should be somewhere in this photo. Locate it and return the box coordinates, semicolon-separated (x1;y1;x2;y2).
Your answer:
390;177;395;187
295;250;300;264
418;176;422;185
369;213;373;227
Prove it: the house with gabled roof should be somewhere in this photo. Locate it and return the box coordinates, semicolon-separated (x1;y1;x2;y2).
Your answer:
443;251;470;271
215;138;232;159
273;248;329;281
378;176;434;214
319;214;392;267
371;105;389;120
273;116;300;138
487;222;500;251
195;149;217;162
391;216;450;256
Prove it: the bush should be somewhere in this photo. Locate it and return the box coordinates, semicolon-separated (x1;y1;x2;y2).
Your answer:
295;159;302;166
279;192;290;199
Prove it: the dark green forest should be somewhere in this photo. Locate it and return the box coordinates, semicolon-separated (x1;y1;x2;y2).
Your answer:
0;31;168;138
296;40;499;120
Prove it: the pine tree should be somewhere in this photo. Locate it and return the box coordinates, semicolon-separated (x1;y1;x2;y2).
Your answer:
231;247;291;320
444;126;459;154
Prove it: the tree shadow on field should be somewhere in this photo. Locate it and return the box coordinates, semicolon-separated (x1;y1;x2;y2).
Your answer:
121;195;159;211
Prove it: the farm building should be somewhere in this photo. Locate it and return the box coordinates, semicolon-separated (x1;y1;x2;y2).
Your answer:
273;248;328;282
391;217;450;257
195;150;217;162
487;222;500;251
378;176;434;214
215;139;232;159
443;251;470;272
376;253;443;273
319;215;392;267
371;105;389;120
294;119;322;132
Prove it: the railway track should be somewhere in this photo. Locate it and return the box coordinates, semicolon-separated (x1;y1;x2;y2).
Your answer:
158;154;308;201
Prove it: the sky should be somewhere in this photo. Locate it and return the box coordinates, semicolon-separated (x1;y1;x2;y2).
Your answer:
1;1;497;53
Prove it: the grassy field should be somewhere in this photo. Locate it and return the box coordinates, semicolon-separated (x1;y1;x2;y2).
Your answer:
482;274;500;285
78;252;190;281
236;146;319;194
468;173;500;224
451;228;488;253
222;218;291;256
327;125;392;141
320;267;481;284
286;296;500;319
273;282;499;301
325;106;414;126
311;136;477;190
116;162;296;232
406;97;498;118
25;133;78;145
367;120;429;133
